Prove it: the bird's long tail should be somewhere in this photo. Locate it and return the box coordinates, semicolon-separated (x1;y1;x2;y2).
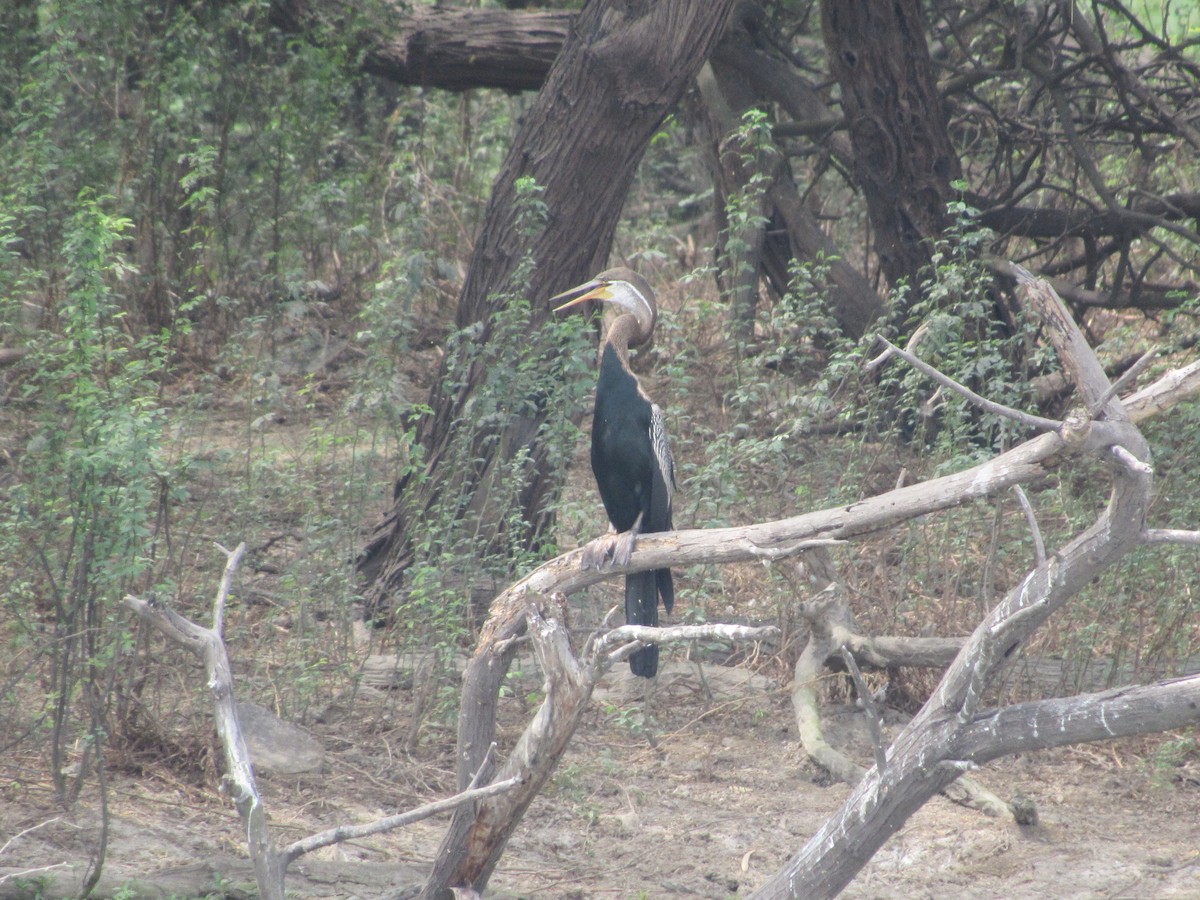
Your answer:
625;568;673;678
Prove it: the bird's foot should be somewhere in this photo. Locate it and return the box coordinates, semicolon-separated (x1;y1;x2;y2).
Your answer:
611;530;636;568
580;528;637;570
581;531;619;571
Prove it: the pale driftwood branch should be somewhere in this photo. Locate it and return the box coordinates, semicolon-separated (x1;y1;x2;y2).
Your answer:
826;633;962;669
421;599;777;898
1124;356;1200;423
1111;443;1154;474
512;431;1064;588
0;862;71;887
752;269;1169;900
210;540;241;637
1012;484;1047;565
795;587;1015;821
420;596;593;898
1092;346;1159;414
129;548;529;899
792;588;865;787
839;646;886;773
957;674;1200;756
0;819;72;887
0;817;63;859
1142;528;1200;545
594;622;778;666
870;336;1061;433
123;543;286;900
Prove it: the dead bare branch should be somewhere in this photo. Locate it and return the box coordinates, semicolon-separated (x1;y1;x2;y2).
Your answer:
749;269;1176;900
870;336;1061;432
282;774;523;867
124;543;285;900
1012;484;1047;565
1142;528;1200;546
839;646;887;773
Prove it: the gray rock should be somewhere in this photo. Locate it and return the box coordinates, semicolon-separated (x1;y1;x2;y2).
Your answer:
237;701;325;774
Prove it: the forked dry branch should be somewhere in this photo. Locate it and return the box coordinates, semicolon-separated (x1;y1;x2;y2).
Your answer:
119;272;1200;899
425;271;1200;899
751;270;1200;898
123;545;522;900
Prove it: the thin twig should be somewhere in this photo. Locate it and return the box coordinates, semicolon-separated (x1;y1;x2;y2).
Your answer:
0;817;64;857
1092;346;1159;415
871;336;1061;433
1012;485;1046;565
282;775;523;866
0;863;71;887
1110;444;1153;474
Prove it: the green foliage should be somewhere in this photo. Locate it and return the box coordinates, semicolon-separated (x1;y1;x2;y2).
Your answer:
715;107;777;336
382;180;594;729
605;702;649;737
0;0;398;341
1;191;178;803
875;199;1040;464
675;249;862;529
1147;734;1199;789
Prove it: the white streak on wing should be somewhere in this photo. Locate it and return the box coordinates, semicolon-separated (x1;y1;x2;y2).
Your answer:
649;403;675;506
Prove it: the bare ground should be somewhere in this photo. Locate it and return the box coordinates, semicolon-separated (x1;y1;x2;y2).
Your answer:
3;655;1198;899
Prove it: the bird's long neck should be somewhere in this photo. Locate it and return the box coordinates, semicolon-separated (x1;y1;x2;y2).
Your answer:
600;312;641;369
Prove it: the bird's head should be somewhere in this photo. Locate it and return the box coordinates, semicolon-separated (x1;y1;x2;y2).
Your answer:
551;267;657;346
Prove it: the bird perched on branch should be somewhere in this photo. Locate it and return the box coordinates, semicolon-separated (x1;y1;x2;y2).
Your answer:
552;268;675;677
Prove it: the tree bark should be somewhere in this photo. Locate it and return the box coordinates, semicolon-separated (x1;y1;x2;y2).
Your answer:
819;0;962;296
358;0;737;610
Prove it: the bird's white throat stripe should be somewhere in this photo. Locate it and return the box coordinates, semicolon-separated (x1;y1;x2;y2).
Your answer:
616;281;654;324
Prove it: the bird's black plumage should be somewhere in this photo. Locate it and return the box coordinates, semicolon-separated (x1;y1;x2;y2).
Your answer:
592;342;675;677
552;267;675;678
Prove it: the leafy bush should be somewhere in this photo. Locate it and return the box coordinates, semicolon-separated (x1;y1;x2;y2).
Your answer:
1;192;179;804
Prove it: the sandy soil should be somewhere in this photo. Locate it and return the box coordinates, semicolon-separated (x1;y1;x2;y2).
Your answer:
2;656;1197;899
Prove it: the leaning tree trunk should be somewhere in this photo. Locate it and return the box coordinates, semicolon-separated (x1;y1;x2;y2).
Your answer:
820;0;961;302
357;0;737;609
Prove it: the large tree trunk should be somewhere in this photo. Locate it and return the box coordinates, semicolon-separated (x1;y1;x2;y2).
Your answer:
819;0;962;299
357;1;737;610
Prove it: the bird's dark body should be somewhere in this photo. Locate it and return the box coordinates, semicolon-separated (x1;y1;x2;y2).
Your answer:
591;344;674;677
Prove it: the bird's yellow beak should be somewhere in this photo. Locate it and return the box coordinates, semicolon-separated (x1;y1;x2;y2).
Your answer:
551;279;612;312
